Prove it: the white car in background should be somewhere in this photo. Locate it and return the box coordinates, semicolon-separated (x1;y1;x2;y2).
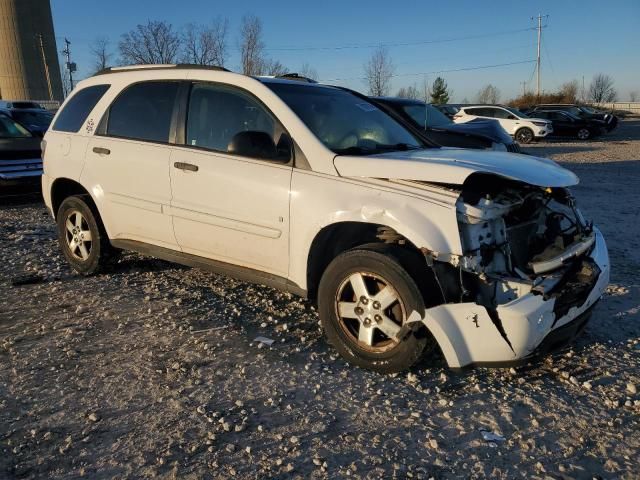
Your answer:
454;105;553;144
41;65;608;373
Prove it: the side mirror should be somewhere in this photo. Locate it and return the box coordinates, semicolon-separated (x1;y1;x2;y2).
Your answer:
227;131;278;160
508;115;517;120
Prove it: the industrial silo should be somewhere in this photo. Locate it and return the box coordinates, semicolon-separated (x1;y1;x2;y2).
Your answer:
0;0;63;102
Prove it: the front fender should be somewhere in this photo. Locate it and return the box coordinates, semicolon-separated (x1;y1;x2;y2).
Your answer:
288;171;462;290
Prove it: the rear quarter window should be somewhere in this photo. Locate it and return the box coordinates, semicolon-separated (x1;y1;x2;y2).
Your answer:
52;85;110;133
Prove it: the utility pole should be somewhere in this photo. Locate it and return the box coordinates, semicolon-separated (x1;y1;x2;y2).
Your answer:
62;38;77;95
37;33;54;101
532;13;548;99
520;81;527;97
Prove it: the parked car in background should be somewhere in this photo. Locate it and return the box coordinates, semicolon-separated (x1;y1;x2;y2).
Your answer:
373;97;521;152
42;65;609;373
454;105;553;144
526;104;618;132
531;110;607;140
433;104;460;119
0;106;54;137
0;112;43;187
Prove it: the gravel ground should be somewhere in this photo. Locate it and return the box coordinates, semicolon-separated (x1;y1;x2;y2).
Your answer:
1;119;639;479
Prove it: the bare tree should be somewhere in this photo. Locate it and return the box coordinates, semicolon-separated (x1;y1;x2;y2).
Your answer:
264;59;288;76
559;80;579;103
182;18;229;67
299;63;318;80
631;91;639;102
239;14;266;75
364;47;394;96
589;73;617;103
90;37;113;73
119;21;181;65
476;84;500;104
396;85;420;99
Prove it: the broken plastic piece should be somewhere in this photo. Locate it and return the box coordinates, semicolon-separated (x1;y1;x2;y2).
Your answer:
254;336;275;346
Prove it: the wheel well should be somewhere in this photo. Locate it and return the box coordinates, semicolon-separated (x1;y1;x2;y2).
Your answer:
306;222;431;302
50;178;92;219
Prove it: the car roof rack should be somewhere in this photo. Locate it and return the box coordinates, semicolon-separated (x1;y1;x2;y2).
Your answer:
274;73;318;83
93;64;231;76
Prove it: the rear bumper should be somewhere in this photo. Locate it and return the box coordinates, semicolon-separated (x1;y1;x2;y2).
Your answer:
0;158;43;183
420;228;609;368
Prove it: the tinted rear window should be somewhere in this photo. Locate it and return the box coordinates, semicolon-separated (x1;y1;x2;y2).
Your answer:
106;81;179;143
52;85;110;133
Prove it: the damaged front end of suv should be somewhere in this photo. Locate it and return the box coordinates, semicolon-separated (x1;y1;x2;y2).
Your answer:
414;173;610;368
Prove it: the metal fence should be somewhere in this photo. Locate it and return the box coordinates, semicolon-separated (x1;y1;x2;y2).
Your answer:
595;102;640;114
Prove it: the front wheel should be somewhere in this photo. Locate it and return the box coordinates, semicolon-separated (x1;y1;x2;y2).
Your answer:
577;128;591;140
318;247;429;373
515;127;534;144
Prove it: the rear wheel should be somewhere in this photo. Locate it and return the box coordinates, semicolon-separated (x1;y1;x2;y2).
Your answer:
318;247;430;373
515;127;534;144
56;196;114;275
577;128;591;140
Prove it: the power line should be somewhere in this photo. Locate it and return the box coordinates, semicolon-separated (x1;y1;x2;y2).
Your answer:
263;26;540;52
321;59;536;82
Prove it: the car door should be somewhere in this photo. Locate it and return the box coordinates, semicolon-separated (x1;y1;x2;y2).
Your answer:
169;82;293;278
551;112;575;136
84;81;180;249
489;107;519;135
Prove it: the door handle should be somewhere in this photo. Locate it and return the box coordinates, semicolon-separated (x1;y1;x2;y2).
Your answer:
93;147;110;155
174;162;199;172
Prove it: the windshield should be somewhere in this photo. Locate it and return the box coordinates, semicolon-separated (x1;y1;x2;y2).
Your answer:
0;115;32;138
403;103;452;128
13;110;54;130
580;106;599;114
266;82;423;154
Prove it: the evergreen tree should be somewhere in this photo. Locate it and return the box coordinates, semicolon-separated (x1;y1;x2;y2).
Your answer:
430;77;450;104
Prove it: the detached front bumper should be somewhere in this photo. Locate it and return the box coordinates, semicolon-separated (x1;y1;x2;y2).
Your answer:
421;228;609;368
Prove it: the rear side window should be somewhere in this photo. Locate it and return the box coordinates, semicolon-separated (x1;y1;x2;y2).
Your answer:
105;81;179;143
52;84;110;133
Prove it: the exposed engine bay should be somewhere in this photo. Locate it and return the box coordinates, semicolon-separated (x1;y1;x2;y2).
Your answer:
420;174;600;313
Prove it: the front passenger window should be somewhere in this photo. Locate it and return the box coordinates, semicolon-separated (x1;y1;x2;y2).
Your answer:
186;83;290;162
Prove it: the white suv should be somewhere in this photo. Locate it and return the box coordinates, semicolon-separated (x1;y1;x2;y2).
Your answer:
454;105;552;144
42;65;609;373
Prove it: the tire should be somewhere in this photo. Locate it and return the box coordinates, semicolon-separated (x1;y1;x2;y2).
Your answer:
515;127;534;144
576;128;591;140
56;195;113;275
318;246;430;373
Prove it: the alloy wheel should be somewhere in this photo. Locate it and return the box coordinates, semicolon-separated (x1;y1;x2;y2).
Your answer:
516;129;533;144
334;272;406;353
64;210;93;261
577;128;590;140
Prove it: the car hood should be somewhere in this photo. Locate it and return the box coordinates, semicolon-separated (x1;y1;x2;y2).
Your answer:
333;147;579;187
433;119;513;144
